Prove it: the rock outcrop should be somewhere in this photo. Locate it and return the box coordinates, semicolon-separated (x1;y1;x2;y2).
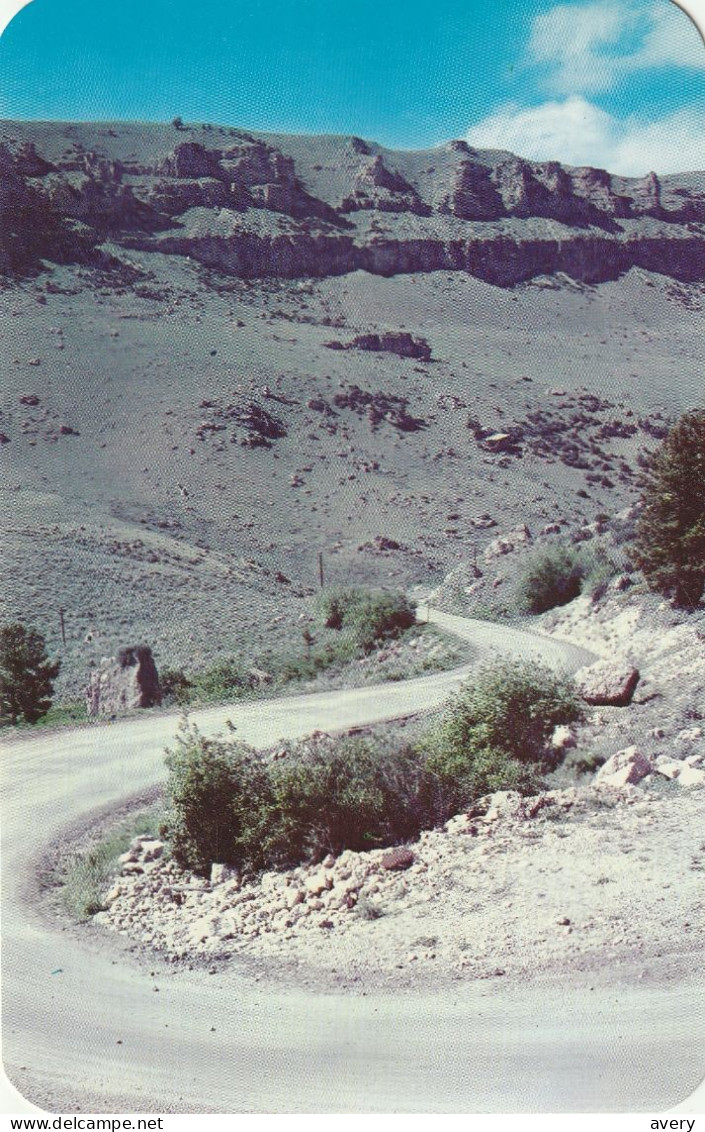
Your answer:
575;659;640;706
86;645;162;716
1;123;704;286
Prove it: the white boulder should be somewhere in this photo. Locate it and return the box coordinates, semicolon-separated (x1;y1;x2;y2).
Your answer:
596;746;653;787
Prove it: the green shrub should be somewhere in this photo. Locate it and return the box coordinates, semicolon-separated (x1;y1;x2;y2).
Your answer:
316;587;416;652
161;663;582;873
316;587;363;631
421;661;583;816
160;667;194;705
192;657;249;701
516;546;585;614
162;720;273;874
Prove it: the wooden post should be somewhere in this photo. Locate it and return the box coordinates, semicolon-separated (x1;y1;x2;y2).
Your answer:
59;608;66;646
318;552;324;589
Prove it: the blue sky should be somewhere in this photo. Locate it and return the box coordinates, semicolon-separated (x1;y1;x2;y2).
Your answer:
0;0;703;173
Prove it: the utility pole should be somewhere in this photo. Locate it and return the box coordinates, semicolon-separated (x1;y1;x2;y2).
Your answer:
59;608;66;646
318;551;325;590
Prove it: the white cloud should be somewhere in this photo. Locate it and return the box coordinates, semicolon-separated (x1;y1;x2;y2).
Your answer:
466;95;705;175
527;0;705;94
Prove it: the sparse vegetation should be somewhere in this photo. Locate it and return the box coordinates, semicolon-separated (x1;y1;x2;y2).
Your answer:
161;662;583;875
157;590;444;708
0;623;60;725
632;407;705;609
62;803;163;920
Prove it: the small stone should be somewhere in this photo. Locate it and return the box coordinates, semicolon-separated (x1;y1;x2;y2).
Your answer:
305;872;333;896
381;846;415;871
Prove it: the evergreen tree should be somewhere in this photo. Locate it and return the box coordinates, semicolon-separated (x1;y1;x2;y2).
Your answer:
633;408;705;608
0;623;60;725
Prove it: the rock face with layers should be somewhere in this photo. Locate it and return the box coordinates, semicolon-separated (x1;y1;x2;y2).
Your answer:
86;645;162;716
1;123;704;286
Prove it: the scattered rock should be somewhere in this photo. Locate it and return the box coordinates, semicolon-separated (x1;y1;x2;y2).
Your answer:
654;758;683;780
483;525;532;560
325;331;432;362
210;863;237;885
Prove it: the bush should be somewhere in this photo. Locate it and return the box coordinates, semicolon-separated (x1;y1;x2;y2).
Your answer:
161;663;583;874
192;657;249;701
162;720;273;875
316;587;416;652
0;623;60;725
632;407;705;608
160;667;193;705
516;546;585;614
421;662;583;816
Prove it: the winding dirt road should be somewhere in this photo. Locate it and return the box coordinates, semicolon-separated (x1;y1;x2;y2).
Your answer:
2;613;703;1112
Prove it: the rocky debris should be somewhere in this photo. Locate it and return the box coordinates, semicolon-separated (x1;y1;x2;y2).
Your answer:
19;393;40;406
325;331;432;361
195;398;287;448
0;433;10;445
306;396;336;415
676;764;705;788
575;659;640;706
654;758;683;780
483;524;532;561
652;755;705;785
596;745;653;787
479;429;523;456
86;644;162;716
677;726;704;744
357;535;405;555
332;385;427;432
93;780;703;985
551;725;577;751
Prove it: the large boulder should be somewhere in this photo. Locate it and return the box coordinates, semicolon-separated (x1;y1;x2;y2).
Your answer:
574;659;640;706
596;746;652;787
86;645;162;716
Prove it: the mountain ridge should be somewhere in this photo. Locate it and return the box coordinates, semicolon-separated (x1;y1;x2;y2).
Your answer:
2;120;704;285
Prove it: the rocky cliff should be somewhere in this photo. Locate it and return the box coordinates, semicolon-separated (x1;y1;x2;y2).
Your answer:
1;121;704;287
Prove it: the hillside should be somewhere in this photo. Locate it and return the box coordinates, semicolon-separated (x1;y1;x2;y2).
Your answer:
0;121;703;696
